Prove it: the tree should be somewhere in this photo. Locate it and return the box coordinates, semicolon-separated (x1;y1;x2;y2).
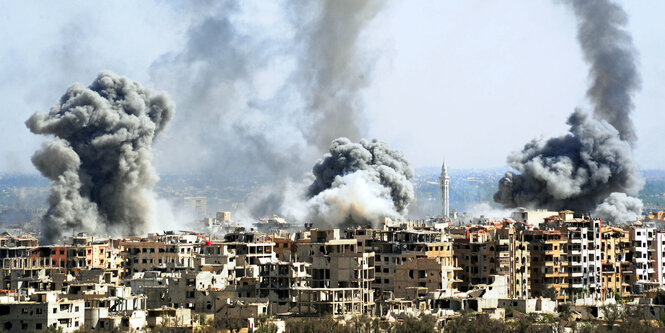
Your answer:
393;314;437;333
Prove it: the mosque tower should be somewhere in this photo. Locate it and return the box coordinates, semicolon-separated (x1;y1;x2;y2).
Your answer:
439;161;450;218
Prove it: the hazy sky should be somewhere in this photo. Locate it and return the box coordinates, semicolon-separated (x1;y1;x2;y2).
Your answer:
1;0;663;174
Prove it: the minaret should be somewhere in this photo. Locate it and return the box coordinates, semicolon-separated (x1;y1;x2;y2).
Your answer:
439;161;450;218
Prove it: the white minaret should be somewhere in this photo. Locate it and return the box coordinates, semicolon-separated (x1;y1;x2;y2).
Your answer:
439;161;450;218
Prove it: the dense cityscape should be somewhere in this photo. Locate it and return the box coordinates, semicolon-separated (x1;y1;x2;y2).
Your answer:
0;167;665;332
2;0;664;332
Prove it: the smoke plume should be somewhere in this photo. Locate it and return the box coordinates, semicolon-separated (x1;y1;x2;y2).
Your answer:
306;137;414;227
151;1;386;184
26;71;174;243
494;0;643;214
570;0;640;145
494;110;641;211
594;192;642;224
291;0;386;151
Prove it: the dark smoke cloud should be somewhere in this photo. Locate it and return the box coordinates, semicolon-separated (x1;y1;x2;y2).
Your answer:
494;0;643;213
494;111;642;211
306;137;414;226
26;71;174;243
569;0;640;145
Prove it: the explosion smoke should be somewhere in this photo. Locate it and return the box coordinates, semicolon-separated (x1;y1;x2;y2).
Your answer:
594;192;643;224
494;110;641;211
494;0;643;216
306;137;414;227
26;71;174;243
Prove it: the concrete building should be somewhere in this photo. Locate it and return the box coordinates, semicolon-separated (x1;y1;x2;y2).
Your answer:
453;223;530;298
541;212;603;299
511;208;558;228
296;229;375;315
526;229;568;300
0;292;85;332
600;226;631;298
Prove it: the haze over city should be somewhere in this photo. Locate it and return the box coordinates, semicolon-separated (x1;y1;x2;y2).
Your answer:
1;1;664;175
1;1;665;332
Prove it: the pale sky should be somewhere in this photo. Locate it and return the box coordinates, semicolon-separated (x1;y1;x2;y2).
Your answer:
1;1;663;174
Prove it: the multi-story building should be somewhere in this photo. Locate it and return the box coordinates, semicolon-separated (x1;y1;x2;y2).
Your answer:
542;211;602;299
453;223;530;298
258;260;309;314
0;292;85;332
600;226;630;298
295;229;375;316
527;229;567;300
119;232;201;274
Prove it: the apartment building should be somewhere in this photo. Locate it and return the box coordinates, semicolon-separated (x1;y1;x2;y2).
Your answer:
527;229;567;300
541;212;602;299
295;229;375;316
119;233;201;274
453;223;530;298
0;292;85;332
600;226;630;298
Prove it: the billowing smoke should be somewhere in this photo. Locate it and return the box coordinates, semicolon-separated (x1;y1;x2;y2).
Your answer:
26;71;174;243
594;192;643;224
306;137;414;227
150;1;386;221
494;0;643;214
494;110;641;211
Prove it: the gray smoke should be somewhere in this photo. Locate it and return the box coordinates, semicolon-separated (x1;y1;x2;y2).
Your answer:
149;1;386;220
570;0;640;145
307;137;414;227
594;192;643;224
494;110;642;211
291;0;386;151
494;0;643;213
26;71;174;243
151;1;385;182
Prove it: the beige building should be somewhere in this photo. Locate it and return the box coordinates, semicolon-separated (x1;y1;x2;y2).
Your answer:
0;292;85;332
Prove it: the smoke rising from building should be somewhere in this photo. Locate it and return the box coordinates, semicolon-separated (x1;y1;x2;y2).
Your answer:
306;137;414;227
493;110;642;211
594;192;643;224
26;71;174;243
494;0;643;215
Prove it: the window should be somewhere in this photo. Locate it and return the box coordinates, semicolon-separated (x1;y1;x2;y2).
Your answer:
36;323;42;330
